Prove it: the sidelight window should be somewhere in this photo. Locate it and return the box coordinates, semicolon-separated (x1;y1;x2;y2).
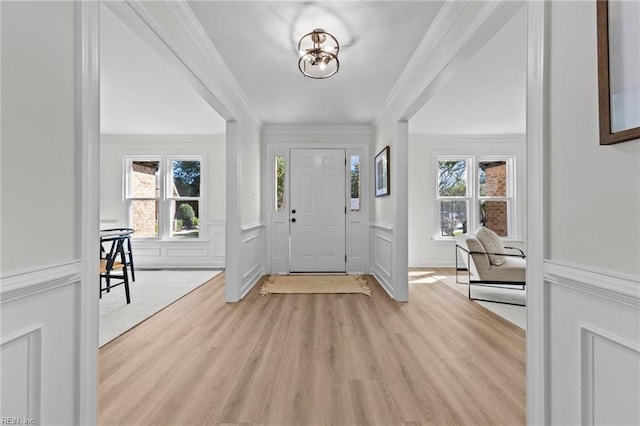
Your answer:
274;155;286;212
350;155;361;211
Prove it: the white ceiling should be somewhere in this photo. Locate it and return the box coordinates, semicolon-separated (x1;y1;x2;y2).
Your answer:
187;1;444;126
409;6;526;134
100;4;226;135
100;1;526;135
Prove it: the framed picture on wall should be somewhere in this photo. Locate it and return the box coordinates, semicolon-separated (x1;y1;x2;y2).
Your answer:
597;0;640;145
374;146;390;197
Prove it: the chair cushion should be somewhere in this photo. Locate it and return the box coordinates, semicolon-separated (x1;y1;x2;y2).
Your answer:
475;226;506;266
481;256;526;282
467;237;492;276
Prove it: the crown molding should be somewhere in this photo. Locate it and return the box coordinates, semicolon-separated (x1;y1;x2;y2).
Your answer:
261;123;374;136
100;134;226;144
410;133;526;143
375;0;519;129
374;0;468;128
160;1;261;132
120;1;261;132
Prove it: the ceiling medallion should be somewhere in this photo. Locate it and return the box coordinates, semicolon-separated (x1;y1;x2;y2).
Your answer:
298;28;340;79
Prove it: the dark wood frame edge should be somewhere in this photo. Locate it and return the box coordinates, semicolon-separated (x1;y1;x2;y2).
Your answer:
596;0;640;145
374;145;390;197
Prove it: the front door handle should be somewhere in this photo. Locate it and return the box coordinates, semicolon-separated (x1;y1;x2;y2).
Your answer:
291;218;296;223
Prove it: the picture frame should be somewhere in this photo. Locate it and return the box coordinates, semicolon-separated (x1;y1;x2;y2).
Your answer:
374;146;390;197
597;0;640;145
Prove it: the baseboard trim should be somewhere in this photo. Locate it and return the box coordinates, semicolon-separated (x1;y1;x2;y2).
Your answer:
371;267;395;300
240;269;263;299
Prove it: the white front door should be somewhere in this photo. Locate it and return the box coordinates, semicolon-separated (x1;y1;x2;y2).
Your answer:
289;148;346;272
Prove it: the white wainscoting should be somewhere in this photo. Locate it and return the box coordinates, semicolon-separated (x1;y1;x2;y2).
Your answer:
112;221;225;269
1;261;82;425
348;219;366;274
544;260;640;426
370;223;394;298
240;223;265;298
270;218;289;275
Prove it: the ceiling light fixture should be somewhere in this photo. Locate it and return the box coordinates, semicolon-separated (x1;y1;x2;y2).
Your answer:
298;28;340;79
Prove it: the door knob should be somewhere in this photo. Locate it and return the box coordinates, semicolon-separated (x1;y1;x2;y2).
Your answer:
291;218;296;223
292;209;296;214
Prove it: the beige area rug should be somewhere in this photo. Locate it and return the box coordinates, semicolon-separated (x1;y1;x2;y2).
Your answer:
260;274;372;297
100;270;221;347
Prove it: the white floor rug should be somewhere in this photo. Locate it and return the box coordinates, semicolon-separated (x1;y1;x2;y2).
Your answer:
409;270;526;330
99;269;220;347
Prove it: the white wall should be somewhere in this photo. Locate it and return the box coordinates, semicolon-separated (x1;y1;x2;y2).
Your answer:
408;134;526;267
1;1;77;271
549;2;640;277
545;2;640;424
1;2;85;424
99;135;226;268
371;121;407;300
227;122;264;301
236;123;263;297
239;125;261;226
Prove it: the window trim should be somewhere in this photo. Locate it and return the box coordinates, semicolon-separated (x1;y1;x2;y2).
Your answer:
434;154;516;240
124;154;205;240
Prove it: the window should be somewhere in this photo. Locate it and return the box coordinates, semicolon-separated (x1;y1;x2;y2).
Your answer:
478;161;510;237
436;156;514;238
126;156;203;239
438;160;469;237
350;155;361;211
170;160;201;238
274;155;286;212
128;160;160;238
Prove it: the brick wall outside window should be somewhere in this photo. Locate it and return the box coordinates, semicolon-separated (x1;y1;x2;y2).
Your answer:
482;163;508;236
131;162;158;237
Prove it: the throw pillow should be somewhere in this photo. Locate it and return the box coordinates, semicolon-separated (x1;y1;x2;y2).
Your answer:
475;226;506;266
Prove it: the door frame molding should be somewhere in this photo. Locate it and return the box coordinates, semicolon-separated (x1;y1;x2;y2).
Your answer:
525;1;549;423
77;2;100;424
265;141;370;275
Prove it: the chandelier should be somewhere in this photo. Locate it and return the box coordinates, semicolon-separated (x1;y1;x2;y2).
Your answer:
298;28;340;79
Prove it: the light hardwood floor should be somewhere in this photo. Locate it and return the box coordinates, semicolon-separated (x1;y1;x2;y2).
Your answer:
99;272;525;425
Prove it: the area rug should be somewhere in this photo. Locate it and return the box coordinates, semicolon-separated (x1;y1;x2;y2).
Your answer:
260;274;372;297
99;269;221;347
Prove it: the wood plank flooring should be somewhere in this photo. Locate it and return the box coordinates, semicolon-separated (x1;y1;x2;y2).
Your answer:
99;272;525;425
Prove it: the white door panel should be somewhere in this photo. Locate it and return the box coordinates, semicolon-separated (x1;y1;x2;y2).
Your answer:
290;149;346;272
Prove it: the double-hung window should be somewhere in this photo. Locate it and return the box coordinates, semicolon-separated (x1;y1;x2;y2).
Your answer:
437;159;471;237
125;156;203;239
478;160;511;237
436;156;515;238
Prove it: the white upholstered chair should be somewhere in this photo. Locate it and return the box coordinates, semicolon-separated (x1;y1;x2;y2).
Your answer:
455;228;526;306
